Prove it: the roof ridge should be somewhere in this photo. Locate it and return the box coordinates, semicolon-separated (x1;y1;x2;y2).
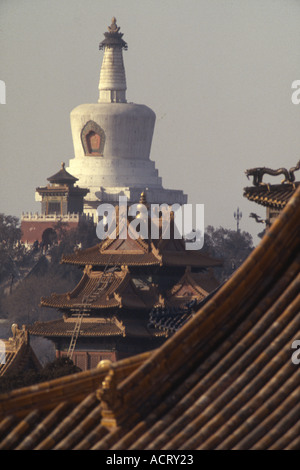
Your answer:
113;186;300;424
0;352;150;419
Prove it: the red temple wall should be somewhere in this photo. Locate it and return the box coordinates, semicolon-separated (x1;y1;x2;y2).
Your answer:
21;220;79;244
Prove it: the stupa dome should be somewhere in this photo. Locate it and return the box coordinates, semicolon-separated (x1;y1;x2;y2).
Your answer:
66;18;187;218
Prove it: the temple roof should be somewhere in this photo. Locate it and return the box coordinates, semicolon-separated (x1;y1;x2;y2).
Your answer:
0;352;149;425
244;182;300;209
27;312;166;341
155;268;218;309
30;267;217;340
61;196;222;268
61;234;222;269
97;185;298;449
0;325;41;378
39;267;153;311
244;161;300;209
47;162;79;185
148;269;220;334
0;186;299;450
28;317;125;338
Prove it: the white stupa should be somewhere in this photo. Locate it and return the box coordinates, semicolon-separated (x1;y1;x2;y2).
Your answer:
67;17;187;218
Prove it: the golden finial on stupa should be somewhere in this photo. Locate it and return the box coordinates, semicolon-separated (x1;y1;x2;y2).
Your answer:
139;191;147;205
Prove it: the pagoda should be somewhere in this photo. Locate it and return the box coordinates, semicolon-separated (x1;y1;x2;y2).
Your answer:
66;17;187;219
21;162;90;248
36;162;88;216
28;197;221;370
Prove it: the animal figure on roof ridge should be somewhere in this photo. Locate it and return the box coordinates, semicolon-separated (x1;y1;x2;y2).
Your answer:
245;160;300;186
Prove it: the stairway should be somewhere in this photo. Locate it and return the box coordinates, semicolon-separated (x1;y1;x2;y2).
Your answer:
67;256;117;360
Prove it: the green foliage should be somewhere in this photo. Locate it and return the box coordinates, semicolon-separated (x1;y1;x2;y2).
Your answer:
1;273;75;326
0;214;21;248
203;225;254;282
0;214;25;283
0;215;98;287
0;216;99;345
42;357;81;377
48;219;98;278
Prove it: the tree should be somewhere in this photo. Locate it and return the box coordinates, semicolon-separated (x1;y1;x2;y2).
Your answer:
0;214;21;248
49;219;98;276
0;357;81;394
0;214;24;284
203;226;254;283
1;273;75;326
0;216;100;362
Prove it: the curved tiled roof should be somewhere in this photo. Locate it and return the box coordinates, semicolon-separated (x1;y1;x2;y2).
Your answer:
100;185;298;450
61;240;159;267
27;314;165;340
61;218;222;269
0;186;299;450
0;326;41;378
0;353;149;450
39;268;151;311
243;182;300;209
147;269;220;334
47;162;78;185
61;241;222;268
27;317;125;338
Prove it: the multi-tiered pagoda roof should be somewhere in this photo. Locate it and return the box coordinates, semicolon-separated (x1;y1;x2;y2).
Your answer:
27;201;221;366
60;226;222;269
1;181;299;451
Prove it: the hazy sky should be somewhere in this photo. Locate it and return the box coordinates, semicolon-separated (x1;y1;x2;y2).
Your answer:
1;0;300;244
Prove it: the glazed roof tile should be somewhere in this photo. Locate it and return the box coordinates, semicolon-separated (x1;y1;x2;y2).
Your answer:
47;162;78;185
40;268;151;311
61;210;222;268
243;182;299;209
0;186;299;450
148;270;220;334
27;317;125;338
0;326;41;377
61;236;222;268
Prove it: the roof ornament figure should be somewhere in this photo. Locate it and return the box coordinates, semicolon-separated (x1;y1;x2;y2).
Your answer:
245;160;300;187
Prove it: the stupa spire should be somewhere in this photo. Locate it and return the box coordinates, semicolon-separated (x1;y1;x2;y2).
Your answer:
98;17;127;103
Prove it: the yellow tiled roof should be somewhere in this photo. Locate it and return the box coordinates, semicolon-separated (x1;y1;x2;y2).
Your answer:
0;326;41;378
243;182;300;209
0;186;299;450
